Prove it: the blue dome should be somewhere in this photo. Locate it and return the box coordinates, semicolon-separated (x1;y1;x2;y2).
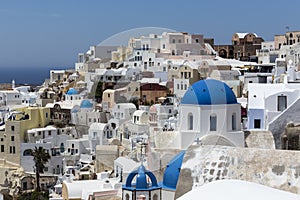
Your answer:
80;100;93;108
161;151;185;190
124;165;160;191
66;88;78;95
181;79;237;105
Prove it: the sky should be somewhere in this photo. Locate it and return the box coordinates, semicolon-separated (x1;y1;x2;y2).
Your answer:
1;0;300;75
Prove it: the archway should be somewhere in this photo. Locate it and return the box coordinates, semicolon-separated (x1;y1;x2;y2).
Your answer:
219;49;227;58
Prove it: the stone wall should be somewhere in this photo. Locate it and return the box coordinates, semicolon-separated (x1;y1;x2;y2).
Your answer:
244;130;275;149
176;145;300;198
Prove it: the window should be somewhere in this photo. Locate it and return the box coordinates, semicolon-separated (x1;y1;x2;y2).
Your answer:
153;194;158;200
60;143;65;153
162;44;166;49
188;113;193;130
11;126;15;131
232;113;237;131
108;93;110;98
125;194;130;200
11;136;14;141
172;39;176;43
23;149;32;156
46;112;48;118
254;119;261;129
93;132;97;139
23;182;28;190
277;95;287;111
1;145;4;152
210;115;217;131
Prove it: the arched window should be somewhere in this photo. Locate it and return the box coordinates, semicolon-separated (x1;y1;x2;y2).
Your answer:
232;113;236;131
60;143;65;153
210;115;217;131
23;149;32;156
153;194;158;200
125;193;130;200
188;113;193;130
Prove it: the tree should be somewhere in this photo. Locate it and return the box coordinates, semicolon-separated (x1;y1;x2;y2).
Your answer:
89;81;103;103
30;147;51;192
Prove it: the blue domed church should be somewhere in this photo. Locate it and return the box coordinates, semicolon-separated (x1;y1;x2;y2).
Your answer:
122;151;185;200
178;79;244;149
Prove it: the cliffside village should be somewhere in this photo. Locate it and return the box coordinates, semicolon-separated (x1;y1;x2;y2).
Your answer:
1;30;300;199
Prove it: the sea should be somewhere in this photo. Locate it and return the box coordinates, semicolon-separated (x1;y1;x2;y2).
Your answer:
0;66;70;85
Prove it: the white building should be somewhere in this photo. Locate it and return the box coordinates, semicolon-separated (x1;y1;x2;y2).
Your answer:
70;99;108;126
88;123;115;152
0;90;22;106
110;103;136;127
64;88;84;102
75;45;118;73
26;125;73;151
149;103;176;130
127;110;150;137
21;143;64;175
178;79;244;149
256;41;278;64
247;81;300;148
65;135;90;156
50;70;65;83
121;32;209;73
62;174;121;200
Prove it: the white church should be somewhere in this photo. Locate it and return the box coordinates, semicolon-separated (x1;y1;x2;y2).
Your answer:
177;79;244;149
